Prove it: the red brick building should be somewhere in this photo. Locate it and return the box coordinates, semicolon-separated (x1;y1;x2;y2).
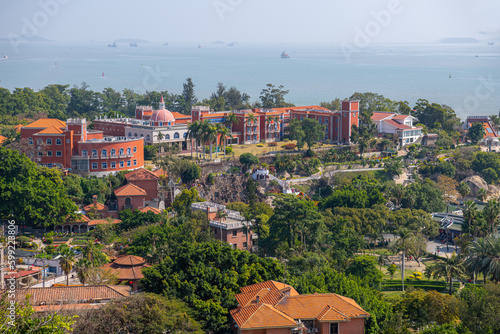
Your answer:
191;202;256;252
230;281;370;334
20;118;144;176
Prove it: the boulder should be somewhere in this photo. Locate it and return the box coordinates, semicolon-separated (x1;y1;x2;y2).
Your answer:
487;184;500;198
462;175;488;197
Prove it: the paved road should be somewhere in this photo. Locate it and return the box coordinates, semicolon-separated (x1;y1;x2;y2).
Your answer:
31;272;80;288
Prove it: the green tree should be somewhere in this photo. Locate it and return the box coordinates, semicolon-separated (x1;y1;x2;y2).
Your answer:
288;118;306;149
300;118;326;150
171;188;204;217
239;153;259;171
435;252;465;294
459;182;471;201
59;247;76;286
181;78;198;115
0;147;78;227
468;122;486;144
346;255;384;289
387;263;398;279
259;83;294;108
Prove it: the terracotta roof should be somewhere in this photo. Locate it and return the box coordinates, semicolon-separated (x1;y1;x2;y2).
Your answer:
138;206;162;214
371;112;396;121
275;294;369;320
2;285;131;305
240;280;298;295
33;303;103;312
383;119;412;129
4;269;41;279
152;168;168;178
113;255;146;266
125;168;159;181
14;124;23;132
114;183;147;197
392;114;412;120
35;125;64;134
230;303;296;329
317;305;350;322
235;288;286;307
23;118;67;129
83;202;108;211
170;112;190;119
0;135;7;144
88;218;121;226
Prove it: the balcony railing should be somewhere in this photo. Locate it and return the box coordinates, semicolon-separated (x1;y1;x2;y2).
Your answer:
100;155;109;159
110;154;118;158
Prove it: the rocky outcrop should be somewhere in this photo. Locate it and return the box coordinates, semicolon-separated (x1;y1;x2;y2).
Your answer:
462;175;488;197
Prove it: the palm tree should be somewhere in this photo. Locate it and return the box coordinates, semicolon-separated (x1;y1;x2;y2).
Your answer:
83;240;99;264
378;253;389;271
199;120;211;160
224;112;239;134
483;200;500;235
186;122;198;158
394;227;412;291
242;211;253;252
463;200;478;237
75;258;91;286
459;182;471;202
464;236;500;283
206;124;217;160
59;247;76;286
215;123;225;158
434;252;465;294
218;126;230;158
477;188;487;202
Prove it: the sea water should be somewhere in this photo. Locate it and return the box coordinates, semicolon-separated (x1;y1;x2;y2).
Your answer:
0;41;499;120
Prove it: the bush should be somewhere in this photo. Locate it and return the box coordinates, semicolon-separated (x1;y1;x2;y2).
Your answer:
207;173;215;185
225;146;233;154
256;144;264;147
285;143;296;150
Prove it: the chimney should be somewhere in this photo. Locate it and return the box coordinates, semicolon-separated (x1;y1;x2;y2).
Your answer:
92;195;98;205
255;295;260;303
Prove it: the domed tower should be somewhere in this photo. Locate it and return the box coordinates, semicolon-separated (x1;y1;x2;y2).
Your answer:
151;95;175;125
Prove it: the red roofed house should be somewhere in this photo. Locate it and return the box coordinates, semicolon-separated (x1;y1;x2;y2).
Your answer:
57;215;121;233
463;116;499;139
114;183;147;211
371;112;423;146
230;280;369;334
20;118;144;176
100;255;150;291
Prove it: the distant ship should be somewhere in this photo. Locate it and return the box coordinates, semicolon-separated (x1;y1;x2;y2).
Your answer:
280;51;290;59
487;41;494;45
130;42;138;47
163;42;168;46
227;42;237;46
0;55;7;60
108;42;117;48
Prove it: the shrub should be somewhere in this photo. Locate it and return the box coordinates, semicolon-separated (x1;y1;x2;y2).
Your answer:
225;147;233;154
256;144;264;147
207;173;215;185
285;143;296;150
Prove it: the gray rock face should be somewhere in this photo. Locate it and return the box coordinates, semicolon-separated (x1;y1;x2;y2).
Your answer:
462;175;488;197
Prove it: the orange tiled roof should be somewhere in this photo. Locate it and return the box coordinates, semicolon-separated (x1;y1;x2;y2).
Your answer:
1;285;130;305
114;183;147;197
235;288;286;307
34;125;64;135
171;111;191;119
83;202;108;211
125;168;159;181
14;124;23;132
275;294;369;320
0;135;7;144
152;168;168;178
23;118;67;129
138;206;162;214
88;218;121;226
230;303;296;329
101;257;150;281
240;280;298;295
317;305;350;322
392;114;412;120
113;255;146;266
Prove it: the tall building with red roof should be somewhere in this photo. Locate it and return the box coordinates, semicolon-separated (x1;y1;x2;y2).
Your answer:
20;118;144;176
464;116;499;139
230;280;370;333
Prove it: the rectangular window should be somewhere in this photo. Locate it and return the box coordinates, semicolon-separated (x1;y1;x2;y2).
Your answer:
56;151;62;157
111;162;116;169
92;162;98;169
127;160;131;167
214;229;218;235
47;151;52;157
102;162;107;169
232;230;237;238
119;161;124;168
38;152;43;156
330;323;339;334
47;163;52;168
133;159;137;166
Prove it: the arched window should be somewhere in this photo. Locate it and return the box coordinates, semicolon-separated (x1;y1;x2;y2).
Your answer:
125;197;131;207
140;134;144;137
28;138;33;145
119;148;124;155
110;149;116;156
183;133;187;138
165;134;170;139
46;139;52;145
92;149;98;157
146;135;150;141
128;132;132;137
37;138;43;145
134;133;138;137
133;146;137;153
56;138;62;145
174;132;179;139
127;147;131;154
101;149;107;157
82;149;88;156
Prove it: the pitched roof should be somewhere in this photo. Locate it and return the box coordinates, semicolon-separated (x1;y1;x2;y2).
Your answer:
384;119;412;129
124;168;159;181
101;256;150;281
138;206;162;214
152;168;168;178
14;124;23;132
392;114;413;120
83;202;108;211
371;112;396;121
35;125;64;135
113;255;146;266
235;288;286;307
87;218;121;226
23;118;67;129
240;280;298;295
114;183;147;197
2;285;130;305
275;294;369;320
170;111;191;119
230;303;297;329
317;305;350;322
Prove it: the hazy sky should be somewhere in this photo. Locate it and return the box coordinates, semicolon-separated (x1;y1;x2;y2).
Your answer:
1;0;499;44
